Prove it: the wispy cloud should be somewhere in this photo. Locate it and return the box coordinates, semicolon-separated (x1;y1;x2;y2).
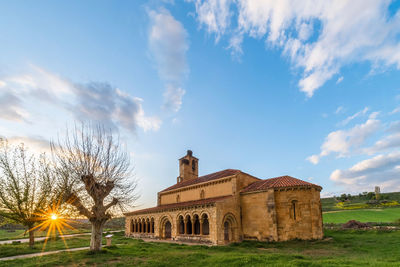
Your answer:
148;8;189;112
339;107;369;126
335;106;345;114
389;106;400;115
307;112;380;164
0;135;52;154
0;65;161;133
0;91;29;122
190;0;400;97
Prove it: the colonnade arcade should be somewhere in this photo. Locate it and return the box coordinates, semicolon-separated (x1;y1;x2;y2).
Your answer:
177;213;210;236
130;217;155;234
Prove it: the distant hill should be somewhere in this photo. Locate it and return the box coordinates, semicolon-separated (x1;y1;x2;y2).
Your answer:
321;191;400;212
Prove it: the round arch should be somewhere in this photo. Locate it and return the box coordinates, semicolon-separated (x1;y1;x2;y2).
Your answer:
222;213;238;243
159;216;173;239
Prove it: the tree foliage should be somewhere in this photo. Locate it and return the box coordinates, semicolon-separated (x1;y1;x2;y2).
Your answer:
0;139;57;247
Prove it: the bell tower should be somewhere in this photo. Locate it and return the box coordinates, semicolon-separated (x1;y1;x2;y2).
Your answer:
177;150;198;183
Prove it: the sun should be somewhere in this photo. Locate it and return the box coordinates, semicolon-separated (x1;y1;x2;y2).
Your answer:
29;199;77;252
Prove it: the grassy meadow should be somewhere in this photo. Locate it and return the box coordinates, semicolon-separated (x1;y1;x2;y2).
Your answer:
323;207;400;224
1;230;400;266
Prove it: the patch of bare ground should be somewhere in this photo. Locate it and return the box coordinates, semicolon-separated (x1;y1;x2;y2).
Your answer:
257;248;279;252
301;249;338;257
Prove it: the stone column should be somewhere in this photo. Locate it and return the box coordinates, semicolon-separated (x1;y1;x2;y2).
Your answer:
184;219;188;235
200;219;203;235
192;220;195;236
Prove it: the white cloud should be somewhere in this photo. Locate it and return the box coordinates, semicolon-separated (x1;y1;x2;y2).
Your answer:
191;0;400;97
330;151;400;192
0;92;29;122
0;65;161;133
336;76;344;84
339;107;369;126
149;8;189;112
307;113;380;164
364;132;400;155
192;0;232;41
389;107;400;115
335;106;344;114
3;135;51;154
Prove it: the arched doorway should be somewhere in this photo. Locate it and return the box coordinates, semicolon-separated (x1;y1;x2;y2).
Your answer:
222;213;238;243
224;221;230;241
160;217;173;239
165;221;172;239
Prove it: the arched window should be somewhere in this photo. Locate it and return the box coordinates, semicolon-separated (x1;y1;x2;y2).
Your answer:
201;214;209;235
186;215;192;235
200;189;205;199
178;216;184;234
151;218;155;233
192;160;196;171
194;215;200;235
146;219;151;233
292;200;298;220
176;194;180;203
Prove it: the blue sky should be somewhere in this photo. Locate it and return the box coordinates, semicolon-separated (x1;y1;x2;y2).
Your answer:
1;0;400;209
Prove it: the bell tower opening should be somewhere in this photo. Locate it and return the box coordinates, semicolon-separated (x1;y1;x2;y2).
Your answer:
177;150;199;183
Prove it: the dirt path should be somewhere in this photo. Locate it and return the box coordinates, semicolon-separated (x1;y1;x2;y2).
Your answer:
0;230;123;245
0;247;89;261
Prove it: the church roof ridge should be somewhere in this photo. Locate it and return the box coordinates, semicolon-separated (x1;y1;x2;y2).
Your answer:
241;175;322;193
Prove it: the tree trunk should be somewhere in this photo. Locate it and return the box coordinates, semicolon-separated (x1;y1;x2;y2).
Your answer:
28;229;35;248
90;221;105;251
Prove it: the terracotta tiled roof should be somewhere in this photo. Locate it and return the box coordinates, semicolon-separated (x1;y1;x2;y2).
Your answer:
160;169;242;192
124;195;232;216
241;175;322;193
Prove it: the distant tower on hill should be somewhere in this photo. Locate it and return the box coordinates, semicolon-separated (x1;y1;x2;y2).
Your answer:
375;186;381;200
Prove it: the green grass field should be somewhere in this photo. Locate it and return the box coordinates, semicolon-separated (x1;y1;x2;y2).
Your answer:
323;207;400;224
1;230;399;266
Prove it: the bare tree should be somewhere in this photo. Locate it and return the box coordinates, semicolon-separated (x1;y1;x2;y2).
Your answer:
0;139;56;248
51;124;138;251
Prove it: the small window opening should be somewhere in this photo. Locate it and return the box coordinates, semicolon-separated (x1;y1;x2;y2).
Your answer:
192;160;196;171
292;200;297;220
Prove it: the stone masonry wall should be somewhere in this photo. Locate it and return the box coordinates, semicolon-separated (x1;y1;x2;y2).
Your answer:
274;187;323;241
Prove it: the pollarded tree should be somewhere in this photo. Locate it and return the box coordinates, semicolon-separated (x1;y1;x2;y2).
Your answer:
51;124;139;251
0;139;56;248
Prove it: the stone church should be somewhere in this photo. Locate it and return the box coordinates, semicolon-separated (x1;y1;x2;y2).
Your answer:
124;151;323;245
